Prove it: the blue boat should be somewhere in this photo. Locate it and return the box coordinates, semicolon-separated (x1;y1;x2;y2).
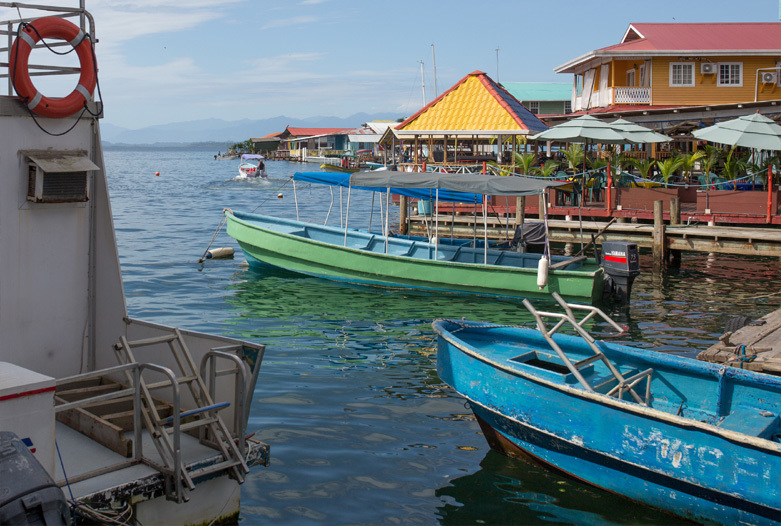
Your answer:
434;294;781;525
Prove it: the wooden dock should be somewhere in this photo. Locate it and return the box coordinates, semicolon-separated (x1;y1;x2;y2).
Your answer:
698;308;781;375
409;214;781;258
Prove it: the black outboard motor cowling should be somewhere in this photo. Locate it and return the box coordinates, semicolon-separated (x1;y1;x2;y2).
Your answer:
599;241;640;302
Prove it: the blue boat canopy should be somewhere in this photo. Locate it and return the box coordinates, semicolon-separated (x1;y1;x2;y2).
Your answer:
293;171;480;203
241;154;265;160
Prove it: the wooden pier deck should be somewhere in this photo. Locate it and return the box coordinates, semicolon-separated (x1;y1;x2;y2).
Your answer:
698;308;781;375
409;214;781;257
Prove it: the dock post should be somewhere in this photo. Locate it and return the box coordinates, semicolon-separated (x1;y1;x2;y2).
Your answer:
653;200;667;268
538;193;546;220
768;165;773;224
669;196;681;267
515;196;525;229
399;195;408;235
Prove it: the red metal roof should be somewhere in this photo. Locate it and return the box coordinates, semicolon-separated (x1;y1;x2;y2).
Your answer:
285;127;351;137
603;23;781;53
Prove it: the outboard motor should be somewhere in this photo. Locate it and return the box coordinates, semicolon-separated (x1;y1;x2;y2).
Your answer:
0;432;70;525
598;241;640;302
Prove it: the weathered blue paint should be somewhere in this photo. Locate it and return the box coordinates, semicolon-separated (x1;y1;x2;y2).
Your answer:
434;319;781;525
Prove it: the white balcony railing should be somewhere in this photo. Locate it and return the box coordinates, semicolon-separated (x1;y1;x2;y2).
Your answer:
613;87;651;104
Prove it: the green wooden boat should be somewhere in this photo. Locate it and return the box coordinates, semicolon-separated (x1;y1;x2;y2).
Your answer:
225;210;603;302
225;171;638;303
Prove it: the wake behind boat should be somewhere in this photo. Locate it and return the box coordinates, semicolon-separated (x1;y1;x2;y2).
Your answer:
238;153;267;178
225;171;641;303
434;295;781;525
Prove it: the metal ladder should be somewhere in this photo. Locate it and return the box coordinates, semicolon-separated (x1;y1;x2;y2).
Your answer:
113;329;250;502
522;292;653;406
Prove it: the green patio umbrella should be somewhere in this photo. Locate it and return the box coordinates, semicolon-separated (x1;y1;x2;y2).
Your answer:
692;113;781;151
529;114;626;144
610;118;671;144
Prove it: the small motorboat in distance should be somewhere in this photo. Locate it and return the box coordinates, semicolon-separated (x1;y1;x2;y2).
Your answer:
434;293;781;525
238;153;267;178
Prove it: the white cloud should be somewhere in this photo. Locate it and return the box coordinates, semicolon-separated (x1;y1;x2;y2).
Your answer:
260;16;317;30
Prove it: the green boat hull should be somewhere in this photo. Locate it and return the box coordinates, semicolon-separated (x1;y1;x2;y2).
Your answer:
226;211;604;302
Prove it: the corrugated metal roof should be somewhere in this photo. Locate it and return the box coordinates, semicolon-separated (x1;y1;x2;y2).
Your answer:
397;71;548;134
615;23;781;52
557;22;781;73
502;82;571;101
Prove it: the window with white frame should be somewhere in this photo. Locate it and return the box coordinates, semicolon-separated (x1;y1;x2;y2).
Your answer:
718;62;742;86
528;101;539;114
564;100;572;114
670;63;694;87
626;69;636;87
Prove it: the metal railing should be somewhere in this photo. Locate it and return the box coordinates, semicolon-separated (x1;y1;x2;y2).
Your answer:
523;292;653;406
0;2;95;96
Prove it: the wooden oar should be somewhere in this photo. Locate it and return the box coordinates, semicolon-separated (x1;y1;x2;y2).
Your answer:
574;217;617;257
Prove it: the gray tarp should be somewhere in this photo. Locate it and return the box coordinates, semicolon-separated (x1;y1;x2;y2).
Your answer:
349;171;565;197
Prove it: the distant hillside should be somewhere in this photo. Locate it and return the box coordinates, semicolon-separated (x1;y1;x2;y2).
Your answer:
100;113;404;146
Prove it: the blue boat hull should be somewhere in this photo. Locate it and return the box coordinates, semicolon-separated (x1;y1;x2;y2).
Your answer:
434;319;781;525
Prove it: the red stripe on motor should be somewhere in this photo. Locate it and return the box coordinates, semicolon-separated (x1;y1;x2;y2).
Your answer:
604;255;627;263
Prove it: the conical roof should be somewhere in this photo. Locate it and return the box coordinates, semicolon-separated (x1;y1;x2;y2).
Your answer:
396;71;549;135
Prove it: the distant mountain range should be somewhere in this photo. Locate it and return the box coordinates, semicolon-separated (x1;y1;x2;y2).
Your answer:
101;113;404;147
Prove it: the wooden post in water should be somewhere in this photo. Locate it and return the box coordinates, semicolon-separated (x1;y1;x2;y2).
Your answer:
653;200;667;268
399;195;408;235
669;196;681;267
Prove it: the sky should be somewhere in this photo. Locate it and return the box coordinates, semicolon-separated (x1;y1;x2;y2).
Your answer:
3;0;779;130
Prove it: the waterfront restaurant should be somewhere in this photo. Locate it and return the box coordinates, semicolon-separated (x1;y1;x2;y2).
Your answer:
380;70;550;171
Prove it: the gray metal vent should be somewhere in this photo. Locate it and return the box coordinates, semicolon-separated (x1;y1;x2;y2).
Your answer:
25;153;98;203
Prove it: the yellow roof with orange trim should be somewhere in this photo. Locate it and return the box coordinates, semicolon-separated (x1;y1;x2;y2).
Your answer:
395;71;549;136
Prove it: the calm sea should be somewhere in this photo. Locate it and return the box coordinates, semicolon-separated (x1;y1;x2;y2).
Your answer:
105;148;779;525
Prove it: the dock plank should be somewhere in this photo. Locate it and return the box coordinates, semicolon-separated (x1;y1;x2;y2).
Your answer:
698;308;781;375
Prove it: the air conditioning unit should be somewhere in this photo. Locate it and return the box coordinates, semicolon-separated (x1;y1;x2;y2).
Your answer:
761;71;778;84
25;153;98;203
700;62;716;74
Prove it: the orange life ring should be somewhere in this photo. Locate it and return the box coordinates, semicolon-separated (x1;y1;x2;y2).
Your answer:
9;17;97;118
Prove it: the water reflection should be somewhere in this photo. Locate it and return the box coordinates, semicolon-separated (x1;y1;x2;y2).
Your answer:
436;451;694;525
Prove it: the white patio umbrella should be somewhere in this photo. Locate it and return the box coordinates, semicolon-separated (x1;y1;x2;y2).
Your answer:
692;112;781;151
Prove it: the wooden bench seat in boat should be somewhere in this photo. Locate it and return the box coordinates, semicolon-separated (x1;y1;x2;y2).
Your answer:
718;408;780;440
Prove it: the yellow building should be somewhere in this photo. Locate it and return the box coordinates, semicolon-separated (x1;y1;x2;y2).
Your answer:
551;23;781;130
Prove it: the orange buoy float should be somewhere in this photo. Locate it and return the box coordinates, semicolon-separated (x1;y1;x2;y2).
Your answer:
9;17;97;118
155;171;160;176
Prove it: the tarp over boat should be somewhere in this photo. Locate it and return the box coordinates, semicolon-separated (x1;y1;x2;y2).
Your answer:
351;171;566;196
293;171;565;203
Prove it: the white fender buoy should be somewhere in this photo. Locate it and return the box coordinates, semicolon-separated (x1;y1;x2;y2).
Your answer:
205;247;234;259
537;255;549;290
277;193;283;199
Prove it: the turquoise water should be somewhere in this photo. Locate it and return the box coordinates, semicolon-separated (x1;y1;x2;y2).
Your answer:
105;149;779;525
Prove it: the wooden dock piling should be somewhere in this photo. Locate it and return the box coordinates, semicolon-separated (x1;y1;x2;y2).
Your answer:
653;200;666;268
